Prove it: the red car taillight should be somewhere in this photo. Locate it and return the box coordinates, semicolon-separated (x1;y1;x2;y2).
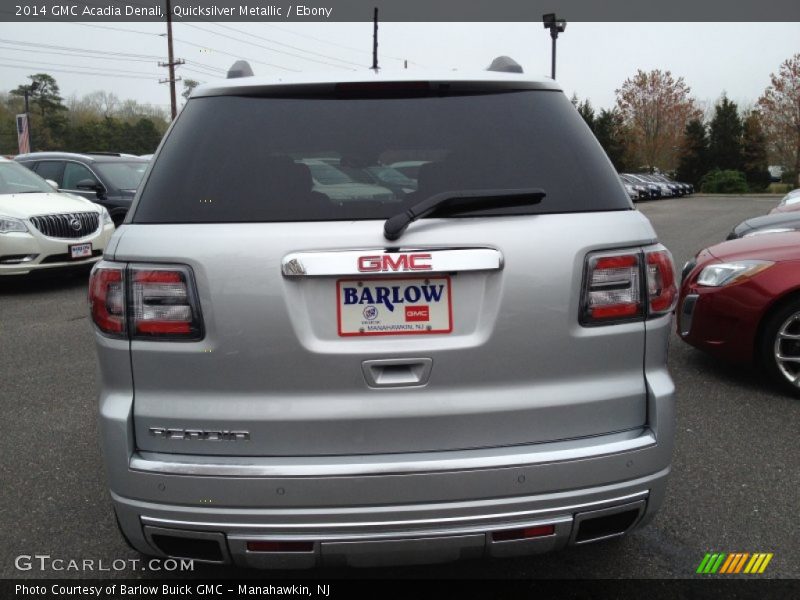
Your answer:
582;252;643;324
89;262;203;340
646;249;677;315
89;266;126;336
581;245;676;325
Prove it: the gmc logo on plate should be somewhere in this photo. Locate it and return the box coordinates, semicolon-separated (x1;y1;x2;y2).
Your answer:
405;306;430;322
357;253;433;272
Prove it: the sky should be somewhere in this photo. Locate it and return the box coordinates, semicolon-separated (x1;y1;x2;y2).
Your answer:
0;22;798;114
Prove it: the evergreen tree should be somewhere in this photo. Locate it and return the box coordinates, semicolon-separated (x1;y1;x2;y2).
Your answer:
708;95;742;171
676;119;709;186
594;109;629;172
741;112;770;191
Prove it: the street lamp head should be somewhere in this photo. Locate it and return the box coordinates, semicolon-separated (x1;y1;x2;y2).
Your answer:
556;19;567;33
542;13;556;28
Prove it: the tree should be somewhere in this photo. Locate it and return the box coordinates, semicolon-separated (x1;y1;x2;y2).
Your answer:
10;73;65;119
741;111;771;191
676;119;709;187
594;108;630;171
708;95;742;171
181;79;200;102
10;74;67;149
615;69;700;171
571;95;596;132
758;53;800;186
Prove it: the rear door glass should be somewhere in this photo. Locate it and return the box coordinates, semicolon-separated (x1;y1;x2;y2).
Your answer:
133;90;630;223
33;161;65;187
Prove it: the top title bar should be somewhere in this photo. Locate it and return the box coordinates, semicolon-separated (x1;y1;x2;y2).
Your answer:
5;0;800;22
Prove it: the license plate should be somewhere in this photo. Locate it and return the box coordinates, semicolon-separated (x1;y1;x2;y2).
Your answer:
69;242;92;259
336;276;452;336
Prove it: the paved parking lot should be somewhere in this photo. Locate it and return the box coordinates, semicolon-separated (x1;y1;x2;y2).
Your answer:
1;195;798;579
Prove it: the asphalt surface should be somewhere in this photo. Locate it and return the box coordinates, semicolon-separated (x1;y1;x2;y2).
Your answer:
1;194;798;580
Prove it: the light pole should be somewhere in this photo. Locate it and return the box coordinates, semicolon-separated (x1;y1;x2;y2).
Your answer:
542;13;567;80
23;80;39;151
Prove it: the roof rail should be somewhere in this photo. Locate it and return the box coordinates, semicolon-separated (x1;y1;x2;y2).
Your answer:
487;56;523;74
227;60;254;79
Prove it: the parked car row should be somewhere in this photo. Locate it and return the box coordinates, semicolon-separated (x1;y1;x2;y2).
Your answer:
679;187;800;397
0;156;115;275
14;152;149;226
620;173;694;202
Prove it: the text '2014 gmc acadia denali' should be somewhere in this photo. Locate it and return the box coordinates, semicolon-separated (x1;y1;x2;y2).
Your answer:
90;66;676;569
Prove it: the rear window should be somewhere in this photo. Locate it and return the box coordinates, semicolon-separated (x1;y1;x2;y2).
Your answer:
133;90;630;223
94;161;148;191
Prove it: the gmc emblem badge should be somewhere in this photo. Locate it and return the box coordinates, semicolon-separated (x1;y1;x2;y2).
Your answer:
357;253;433;272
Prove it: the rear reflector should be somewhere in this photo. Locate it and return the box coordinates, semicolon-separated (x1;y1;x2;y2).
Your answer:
89;265;126;335
492;524;556;541
246;541;315;553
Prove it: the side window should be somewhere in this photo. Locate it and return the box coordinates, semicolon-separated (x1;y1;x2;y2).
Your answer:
63;162;98;190
33;161;65;186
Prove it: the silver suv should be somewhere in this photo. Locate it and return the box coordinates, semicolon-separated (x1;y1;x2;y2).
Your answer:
90;66;677;569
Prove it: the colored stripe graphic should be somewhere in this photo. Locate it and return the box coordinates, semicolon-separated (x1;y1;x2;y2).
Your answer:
698;552;773;574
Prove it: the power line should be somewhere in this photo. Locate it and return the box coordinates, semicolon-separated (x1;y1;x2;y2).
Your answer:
0;37;225;74
171;36;298;72
0;37;163;60
205;22;364;68
180;23;355;71
250;22;428;67
0;61;159;80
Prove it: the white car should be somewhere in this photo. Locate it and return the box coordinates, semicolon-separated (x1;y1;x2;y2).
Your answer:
0;157;115;275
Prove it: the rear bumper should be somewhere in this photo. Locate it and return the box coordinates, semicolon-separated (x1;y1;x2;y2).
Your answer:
116;478;665;569
99;306;675;568
102;377;673;568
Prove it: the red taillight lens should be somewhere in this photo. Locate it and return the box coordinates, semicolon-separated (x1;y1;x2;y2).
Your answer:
582;252;642;324
130;266;203;339
646;249;677;315
89;266;126;335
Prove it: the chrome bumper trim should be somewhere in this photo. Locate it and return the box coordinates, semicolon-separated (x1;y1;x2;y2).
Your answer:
138;491;648;534
130;429;656;478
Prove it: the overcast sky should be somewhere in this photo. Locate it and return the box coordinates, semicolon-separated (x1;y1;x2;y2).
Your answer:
1;22;798;113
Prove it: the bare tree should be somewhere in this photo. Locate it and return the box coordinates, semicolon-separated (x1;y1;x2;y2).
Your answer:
615;69;701;171
758;54;800;185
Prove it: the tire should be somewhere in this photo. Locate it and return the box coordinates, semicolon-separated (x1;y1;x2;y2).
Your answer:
759;299;800;397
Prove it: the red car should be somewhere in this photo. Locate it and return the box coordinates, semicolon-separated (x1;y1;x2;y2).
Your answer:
678;232;800;396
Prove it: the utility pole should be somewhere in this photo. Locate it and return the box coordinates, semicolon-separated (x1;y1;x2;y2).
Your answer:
159;0;184;119
371;7;379;71
23;80;39;151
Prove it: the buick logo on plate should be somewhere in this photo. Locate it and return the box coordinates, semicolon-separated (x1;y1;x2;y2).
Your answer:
69;218;81;232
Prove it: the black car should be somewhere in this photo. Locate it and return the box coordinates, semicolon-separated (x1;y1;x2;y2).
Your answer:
15;152;149;226
727;211;800;240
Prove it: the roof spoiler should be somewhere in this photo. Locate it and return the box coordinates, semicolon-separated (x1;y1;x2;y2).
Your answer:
486;56;523;74
227;60;254;79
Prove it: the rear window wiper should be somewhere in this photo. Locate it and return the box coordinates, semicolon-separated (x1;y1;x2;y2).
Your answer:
384;187;546;240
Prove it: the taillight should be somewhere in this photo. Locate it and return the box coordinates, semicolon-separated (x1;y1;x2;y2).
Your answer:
581;252;643;324
129;265;203;339
645;249;677;315
89;265;126;336
581;245;676;326
88;262;203;340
